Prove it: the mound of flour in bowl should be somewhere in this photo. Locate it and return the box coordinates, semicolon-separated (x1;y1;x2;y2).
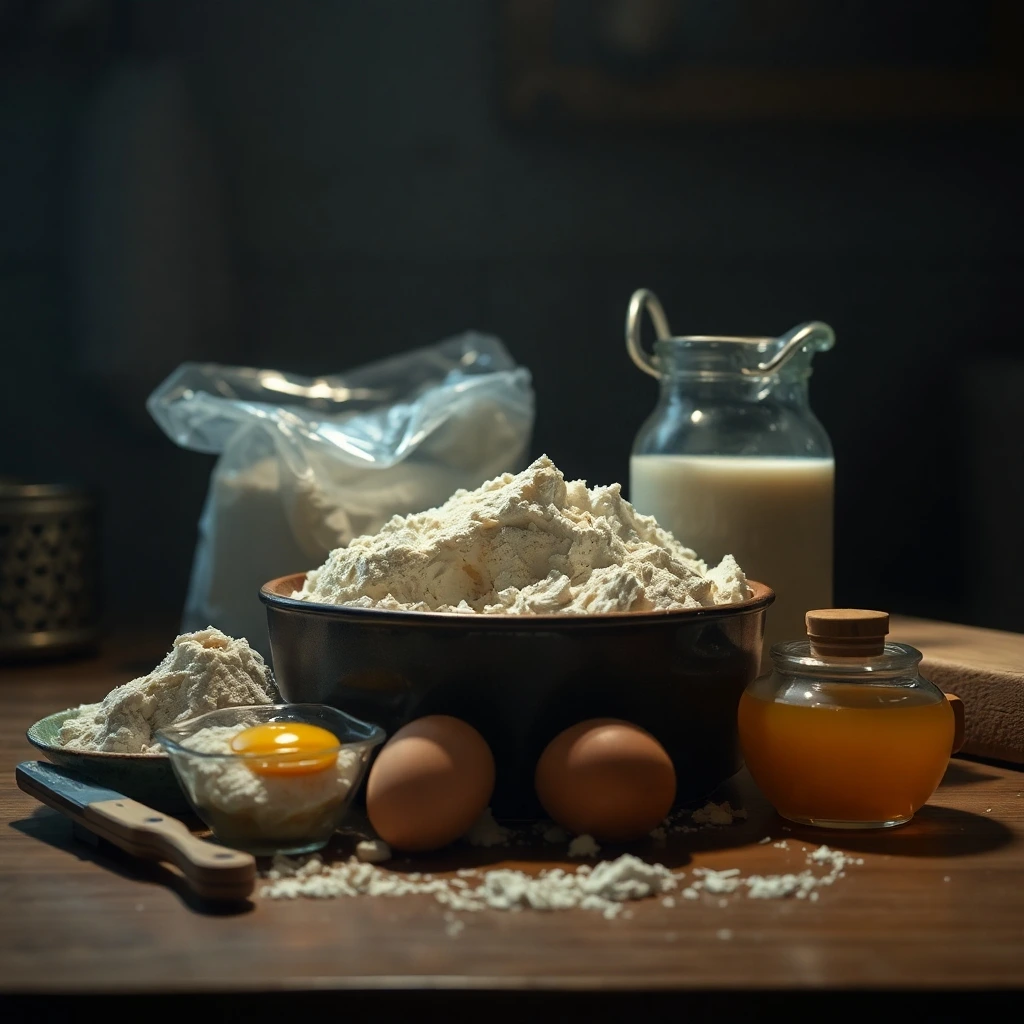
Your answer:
58;628;275;753
294;455;749;614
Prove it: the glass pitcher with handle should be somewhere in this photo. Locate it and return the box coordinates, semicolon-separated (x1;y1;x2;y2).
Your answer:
626;288;835;668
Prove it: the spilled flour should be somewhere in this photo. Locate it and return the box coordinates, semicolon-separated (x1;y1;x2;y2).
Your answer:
259;803;864;923
261;844;863;920
58;628;275;753
293;455;749;614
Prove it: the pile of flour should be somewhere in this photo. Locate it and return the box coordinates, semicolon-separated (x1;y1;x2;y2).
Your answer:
58;628;275;754
263;851;676;919
294;455;749;614
261;843;864;920
180;723;360;834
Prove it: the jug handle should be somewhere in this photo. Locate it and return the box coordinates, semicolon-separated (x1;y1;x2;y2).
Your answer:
626;288;672;378
742;320;835;377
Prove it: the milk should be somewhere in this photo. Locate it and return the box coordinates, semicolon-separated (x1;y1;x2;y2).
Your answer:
629;455;834;666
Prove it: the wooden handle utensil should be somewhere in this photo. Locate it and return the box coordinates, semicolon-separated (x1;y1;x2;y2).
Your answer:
16;760;256;901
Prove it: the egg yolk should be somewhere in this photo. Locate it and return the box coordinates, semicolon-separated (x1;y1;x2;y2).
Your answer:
229;722;339;776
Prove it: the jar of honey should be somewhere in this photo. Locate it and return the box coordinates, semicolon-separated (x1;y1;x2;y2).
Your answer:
738;609;965;829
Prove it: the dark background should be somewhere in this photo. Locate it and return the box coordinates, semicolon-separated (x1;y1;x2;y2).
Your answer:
1;0;1021;632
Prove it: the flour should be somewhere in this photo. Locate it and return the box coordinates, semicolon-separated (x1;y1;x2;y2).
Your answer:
690;801;748;826
464;807;513;848
567;834;601;858
259;843;863;920
294;455;749;614
176;722;360;838
58;628;275;753
263;851;677;920
355;839;392;864
190;456;475;647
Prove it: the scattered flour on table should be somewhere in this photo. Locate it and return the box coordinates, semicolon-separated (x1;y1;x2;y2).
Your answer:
263;852;677;920
293;455;749;614
355;839;392;864
260;843;864;922
176;723;360;832
567;834;601;858
58;628;275;753
690;801;747;826
464;808;513;848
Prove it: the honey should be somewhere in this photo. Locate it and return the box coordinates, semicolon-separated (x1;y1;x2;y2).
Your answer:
739;686;954;827
739;608;964;829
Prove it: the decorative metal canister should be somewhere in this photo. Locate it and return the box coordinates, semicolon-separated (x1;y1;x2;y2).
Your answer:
0;483;100;659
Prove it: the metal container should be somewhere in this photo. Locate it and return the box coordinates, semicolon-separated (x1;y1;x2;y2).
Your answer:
261;573;773;817
0;483;100;660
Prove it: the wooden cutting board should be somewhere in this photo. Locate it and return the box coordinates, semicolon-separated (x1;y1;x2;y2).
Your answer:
890;615;1023;764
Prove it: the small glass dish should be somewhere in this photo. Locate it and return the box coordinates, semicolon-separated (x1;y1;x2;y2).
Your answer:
158;704;384;856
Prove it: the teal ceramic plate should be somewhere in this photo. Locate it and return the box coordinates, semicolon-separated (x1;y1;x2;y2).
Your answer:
26;709;191;815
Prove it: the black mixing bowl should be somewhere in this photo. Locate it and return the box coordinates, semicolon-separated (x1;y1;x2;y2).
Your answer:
261;573;773;818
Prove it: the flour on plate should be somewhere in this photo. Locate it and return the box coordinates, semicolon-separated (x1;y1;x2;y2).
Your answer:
294;455;749;614
58;628;275;753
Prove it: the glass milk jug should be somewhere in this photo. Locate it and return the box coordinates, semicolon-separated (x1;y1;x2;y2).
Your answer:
626;288;835;666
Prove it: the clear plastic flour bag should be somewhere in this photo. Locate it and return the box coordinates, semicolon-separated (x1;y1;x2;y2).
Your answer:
148;333;534;656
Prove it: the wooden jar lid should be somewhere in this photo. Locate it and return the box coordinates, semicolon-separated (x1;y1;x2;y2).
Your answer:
805;608;889;657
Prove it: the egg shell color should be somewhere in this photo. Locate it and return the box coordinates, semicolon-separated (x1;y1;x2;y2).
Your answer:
535;718;677;842
366;715;496;853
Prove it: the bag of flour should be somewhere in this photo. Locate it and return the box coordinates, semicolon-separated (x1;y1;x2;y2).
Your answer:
148;333;534;656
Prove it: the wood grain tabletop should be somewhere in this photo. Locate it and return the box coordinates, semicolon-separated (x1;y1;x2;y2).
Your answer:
2;631;1023;1009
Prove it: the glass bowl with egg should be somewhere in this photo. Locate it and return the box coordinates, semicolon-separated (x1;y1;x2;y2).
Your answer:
157;704;384;856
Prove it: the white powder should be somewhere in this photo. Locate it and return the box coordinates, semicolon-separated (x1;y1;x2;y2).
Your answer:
464;808;513;848
687;846;864;902
691;801;747;826
356;839;392;864
263;852;676;920
58;628;275;753
693;867;743;894
190;455;477;651
260;842;865;920
567;834;601;858
294;455;749;614
177;722;360;838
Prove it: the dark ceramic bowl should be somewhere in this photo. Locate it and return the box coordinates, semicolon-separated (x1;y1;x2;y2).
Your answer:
261;574;774;818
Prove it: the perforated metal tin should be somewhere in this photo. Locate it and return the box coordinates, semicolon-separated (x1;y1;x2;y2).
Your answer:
0;483;99;659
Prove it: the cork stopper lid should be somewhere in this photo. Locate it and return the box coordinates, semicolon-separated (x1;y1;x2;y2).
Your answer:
805;608;889;657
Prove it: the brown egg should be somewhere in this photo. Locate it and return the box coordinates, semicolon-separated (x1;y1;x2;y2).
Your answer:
366;715;495;852
535;718;676;842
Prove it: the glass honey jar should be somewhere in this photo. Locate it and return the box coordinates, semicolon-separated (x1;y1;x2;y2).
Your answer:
738;609;965;829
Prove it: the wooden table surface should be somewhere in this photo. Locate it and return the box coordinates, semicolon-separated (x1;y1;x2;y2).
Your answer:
2;633;1023;1010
